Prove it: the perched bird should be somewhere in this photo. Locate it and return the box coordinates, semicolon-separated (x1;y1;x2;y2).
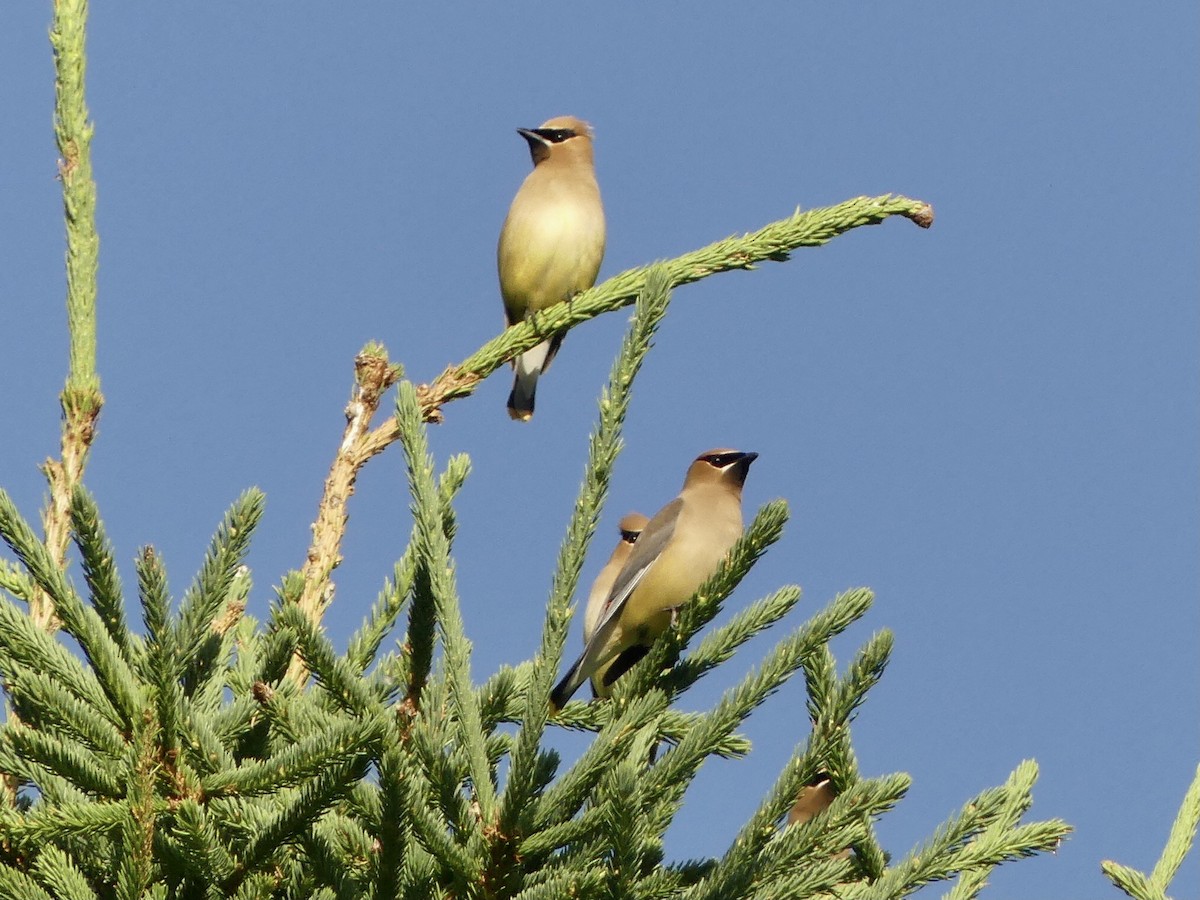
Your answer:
550;449;758;710
583;513;650;645
497;115;606;421
583;512;649;696
787;773;852;860
788;773;837;826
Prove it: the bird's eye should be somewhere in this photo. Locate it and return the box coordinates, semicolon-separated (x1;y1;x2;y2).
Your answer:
620;529;640;542
704;453;737;467
537;128;576;143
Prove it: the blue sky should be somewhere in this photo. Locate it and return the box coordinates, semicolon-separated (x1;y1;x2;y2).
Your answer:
2;4;1197;897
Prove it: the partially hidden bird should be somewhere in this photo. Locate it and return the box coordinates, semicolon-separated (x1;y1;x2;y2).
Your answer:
550;449;758;710
788;773;837;826
583;512;649;696
497;115;605;421
787;772;852;860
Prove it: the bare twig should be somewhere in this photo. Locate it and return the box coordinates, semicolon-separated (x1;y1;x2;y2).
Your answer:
285;349;400;685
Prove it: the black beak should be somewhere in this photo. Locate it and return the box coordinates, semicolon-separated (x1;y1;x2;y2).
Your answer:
730;451;758;484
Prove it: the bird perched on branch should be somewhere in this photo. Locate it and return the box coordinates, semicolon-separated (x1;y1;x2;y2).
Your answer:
550;449;758;710
788;773;853;860
497;115;605;421
582;512;649;696
788;773;837;826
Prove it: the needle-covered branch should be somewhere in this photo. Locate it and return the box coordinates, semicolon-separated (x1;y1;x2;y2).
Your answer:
35;0;104;632
1101;762;1200;900
407;193;932;429
499;267;674;842
291;196;931;658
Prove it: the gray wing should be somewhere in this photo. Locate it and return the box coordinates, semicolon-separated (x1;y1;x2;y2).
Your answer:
589;497;681;639
549;498;682;709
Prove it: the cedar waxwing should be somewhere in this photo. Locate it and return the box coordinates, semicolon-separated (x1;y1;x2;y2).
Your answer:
497;115;606;421
583;512;650;697
788;773;837;826
787;773;853;860
550;449;758;710
583;513;650;646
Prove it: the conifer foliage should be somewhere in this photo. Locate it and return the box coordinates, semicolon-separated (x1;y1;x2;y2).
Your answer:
0;280;1069;898
0;3;1116;900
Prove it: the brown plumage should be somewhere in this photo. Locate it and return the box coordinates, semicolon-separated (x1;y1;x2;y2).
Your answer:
788;774;837;826
787;773;852;860
583;512;649;697
550;449;758;710
583;512;650;645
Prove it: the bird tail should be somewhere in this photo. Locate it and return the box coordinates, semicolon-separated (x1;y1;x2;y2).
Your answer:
507;353;541;421
507;336;564;422
504;336;564;424
549;652;590;713
595;644;649;692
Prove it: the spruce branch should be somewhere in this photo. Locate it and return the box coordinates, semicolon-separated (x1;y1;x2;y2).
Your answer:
0;489;142;727
29;844;96;900
835;763;1070;900
1101;864;1162;900
407;194;933;428
0;801;127;854
714;738;896;900
1101;762;1200;900
276;602;387;716
395;379;496;825
508;868;605;900
0;593;122;731
36;0;104;632
666;585;803;692
305;811;375;893
230;753;373;893
597;755;658;897
0;561;36;604
2;726;123;797
289;199;930;671
372;740;418;895
202;716;383;798
796;629;892;877
640;588;874;837
738;776;911;900
502;266;674;842
136;546;171;667
395;751;485;890
3;669;125;761
175;490;265;697
943;759;1039;900
115;710;162;900
176;706;234;785
0;865;55;900
350;454;468;709
229;873;275;900
69;485;133;665
830;629;892;725
532;691;669;839
349;561;415;678
169;799;237;889
1148;763;1200;892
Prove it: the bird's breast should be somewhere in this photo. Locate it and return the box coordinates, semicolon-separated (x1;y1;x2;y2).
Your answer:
623;499;742;629
498;175;605;315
